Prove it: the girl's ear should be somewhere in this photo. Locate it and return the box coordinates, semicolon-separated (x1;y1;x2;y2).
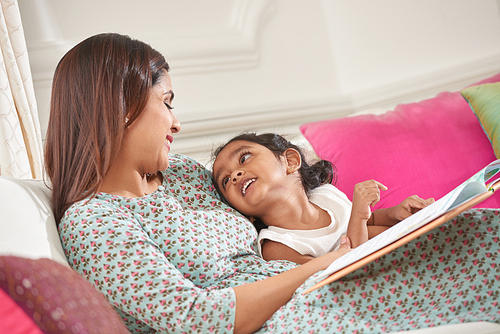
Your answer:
283;148;301;174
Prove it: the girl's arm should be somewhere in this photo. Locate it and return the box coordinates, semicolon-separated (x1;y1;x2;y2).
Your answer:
232;237;351;334
367;225;391;239
347;180;387;248
371;195;435;227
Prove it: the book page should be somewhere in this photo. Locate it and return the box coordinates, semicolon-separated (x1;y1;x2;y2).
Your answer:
313;191;461;282
446;159;500;210
485;160;500;185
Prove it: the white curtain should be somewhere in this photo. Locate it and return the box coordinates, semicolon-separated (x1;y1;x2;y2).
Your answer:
0;0;43;179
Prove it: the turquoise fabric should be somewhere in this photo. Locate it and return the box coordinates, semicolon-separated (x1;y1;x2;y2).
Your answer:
59;154;500;333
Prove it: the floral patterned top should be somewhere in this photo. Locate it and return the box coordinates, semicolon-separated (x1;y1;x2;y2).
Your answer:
59;154;296;333
59;154;500;333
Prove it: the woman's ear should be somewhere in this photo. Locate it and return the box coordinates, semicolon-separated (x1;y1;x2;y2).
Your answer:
283;148;301;174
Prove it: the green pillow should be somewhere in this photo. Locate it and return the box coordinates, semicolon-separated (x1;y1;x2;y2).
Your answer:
461;82;500;158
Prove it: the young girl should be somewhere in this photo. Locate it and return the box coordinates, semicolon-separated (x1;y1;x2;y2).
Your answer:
212;132;434;264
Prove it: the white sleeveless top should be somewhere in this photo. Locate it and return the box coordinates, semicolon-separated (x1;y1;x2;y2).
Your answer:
257;184;352;257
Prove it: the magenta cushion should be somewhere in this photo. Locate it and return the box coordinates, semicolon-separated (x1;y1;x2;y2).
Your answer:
300;73;500;210
0;288;43;334
0;256;129;334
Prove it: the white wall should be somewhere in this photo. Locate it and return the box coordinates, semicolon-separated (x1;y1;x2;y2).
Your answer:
20;0;500;165
322;0;500;107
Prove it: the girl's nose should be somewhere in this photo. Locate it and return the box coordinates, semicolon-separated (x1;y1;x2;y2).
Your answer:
231;170;243;183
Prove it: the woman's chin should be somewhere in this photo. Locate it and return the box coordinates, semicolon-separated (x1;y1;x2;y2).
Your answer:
156;159;170;173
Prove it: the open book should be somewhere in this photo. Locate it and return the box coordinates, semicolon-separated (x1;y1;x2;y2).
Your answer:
304;159;500;294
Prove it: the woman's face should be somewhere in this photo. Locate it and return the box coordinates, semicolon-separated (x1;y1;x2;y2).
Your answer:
213;140;291;218
121;71;181;175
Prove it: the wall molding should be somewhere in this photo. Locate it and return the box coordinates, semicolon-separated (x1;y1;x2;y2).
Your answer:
143;0;277;75
349;53;500;111
26;0;277;82
27;40;73;82
172;53;500;163
171;96;351;156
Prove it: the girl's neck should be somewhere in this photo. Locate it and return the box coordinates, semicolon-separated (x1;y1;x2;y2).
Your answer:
259;191;331;231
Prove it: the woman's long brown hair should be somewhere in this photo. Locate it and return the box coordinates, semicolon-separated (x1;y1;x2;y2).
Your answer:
44;33;169;224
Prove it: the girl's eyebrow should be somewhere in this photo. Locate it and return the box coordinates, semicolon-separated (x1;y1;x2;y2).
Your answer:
228;145;252;159
214;145;252;184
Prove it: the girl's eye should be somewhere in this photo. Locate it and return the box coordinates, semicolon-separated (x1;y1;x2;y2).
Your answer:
240;153;251;164
164;102;174;110
222;176;230;189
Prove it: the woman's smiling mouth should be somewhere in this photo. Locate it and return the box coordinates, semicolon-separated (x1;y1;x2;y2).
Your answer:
165;135;174;148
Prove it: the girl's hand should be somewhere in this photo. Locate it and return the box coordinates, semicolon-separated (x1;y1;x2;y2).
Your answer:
388;195;434;223
351;180;388;222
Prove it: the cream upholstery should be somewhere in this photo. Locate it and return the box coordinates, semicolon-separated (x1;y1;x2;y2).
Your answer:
0;176;68;266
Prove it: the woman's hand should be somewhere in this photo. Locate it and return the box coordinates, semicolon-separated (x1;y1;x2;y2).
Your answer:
313;235;352;269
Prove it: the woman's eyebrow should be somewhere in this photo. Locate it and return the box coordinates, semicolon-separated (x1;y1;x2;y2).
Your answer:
164;90;174;101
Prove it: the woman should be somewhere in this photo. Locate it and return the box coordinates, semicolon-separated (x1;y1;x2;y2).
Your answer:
45;33;500;333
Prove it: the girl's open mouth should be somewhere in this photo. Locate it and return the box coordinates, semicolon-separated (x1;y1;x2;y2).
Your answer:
241;178;256;196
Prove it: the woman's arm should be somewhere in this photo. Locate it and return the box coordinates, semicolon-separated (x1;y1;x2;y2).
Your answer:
61;198;351;334
232;237;351;334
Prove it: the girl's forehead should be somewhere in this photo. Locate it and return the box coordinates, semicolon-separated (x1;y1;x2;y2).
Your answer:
213;141;256;174
215;141;251;164
218;140;256;157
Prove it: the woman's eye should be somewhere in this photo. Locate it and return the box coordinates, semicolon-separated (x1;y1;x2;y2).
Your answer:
164;102;174;110
240;153;250;164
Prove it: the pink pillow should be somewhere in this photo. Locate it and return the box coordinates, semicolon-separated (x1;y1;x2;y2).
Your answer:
300;73;500;210
0;288;42;334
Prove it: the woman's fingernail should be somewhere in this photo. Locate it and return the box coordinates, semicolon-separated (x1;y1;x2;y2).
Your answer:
340;236;347;244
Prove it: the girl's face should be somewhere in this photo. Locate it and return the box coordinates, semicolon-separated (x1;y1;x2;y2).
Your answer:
120;72;181;174
213;140;296;218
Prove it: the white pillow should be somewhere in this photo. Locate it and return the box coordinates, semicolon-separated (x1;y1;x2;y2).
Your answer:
0;176;69;267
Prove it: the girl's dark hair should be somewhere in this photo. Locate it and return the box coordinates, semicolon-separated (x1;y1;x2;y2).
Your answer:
212;132;337;232
44;33;169;224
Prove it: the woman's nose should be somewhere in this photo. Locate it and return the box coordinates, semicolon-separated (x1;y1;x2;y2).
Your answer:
171;114;181;133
